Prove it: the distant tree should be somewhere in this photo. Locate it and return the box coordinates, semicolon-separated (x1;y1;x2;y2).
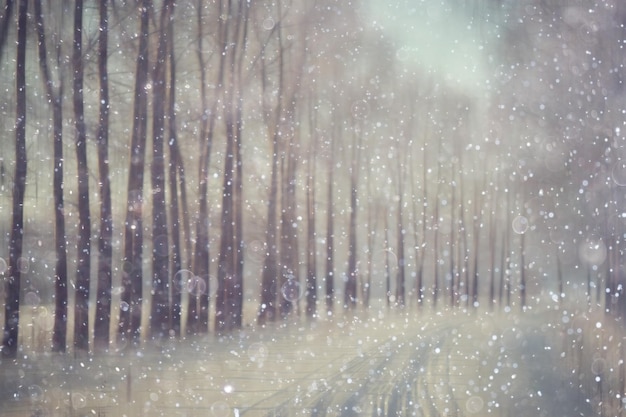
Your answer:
324;130;336;315
344;126;361;310
167;11;183;337
305;120;318;318
0;0;13;62
118;0;150;345
1;0;26;359
72;0;92;353
149;0;174;340
395;148;406;308
34;0;68;353
94;0;113;352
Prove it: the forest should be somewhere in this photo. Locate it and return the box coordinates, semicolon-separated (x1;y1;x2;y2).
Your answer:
1;0;626;359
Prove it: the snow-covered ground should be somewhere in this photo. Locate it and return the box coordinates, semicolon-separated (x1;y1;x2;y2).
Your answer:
0;305;615;416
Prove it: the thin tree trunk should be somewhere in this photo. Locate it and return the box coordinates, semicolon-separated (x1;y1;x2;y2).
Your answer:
344;129;360;310
432;164;442;310
325;132;335;315
73;0;92;353
305;94;318;318
384;216;391;308
94;0;113;352
396;173;406;308
233;0;249;328
0;0;13;63
167;14;182;336
2;0;26;358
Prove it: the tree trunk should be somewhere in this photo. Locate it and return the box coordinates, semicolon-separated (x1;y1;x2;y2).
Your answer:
94;0;113;352
73;0;92;353
325;135;335;315
190;0;222;335
0;0;13;63
344;131;360;310
149;0;174;340
167;15;182;336
34;0;68;353
118;0;150;345
2;0;26;358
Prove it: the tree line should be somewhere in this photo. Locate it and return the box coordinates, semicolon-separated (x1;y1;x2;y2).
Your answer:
2;0;626;358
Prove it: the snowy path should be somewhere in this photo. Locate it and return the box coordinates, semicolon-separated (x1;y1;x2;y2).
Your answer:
1;310;593;416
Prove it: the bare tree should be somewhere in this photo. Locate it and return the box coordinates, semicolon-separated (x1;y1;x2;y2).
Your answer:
305;116;318;318
190;0;224;335
0;0;13;63
94;0;113;352
118;0;151;345
149;0;174;340
34;0;68;353
344;127;361;310
72;0;92;353
167;11;183;337
2;0;26;359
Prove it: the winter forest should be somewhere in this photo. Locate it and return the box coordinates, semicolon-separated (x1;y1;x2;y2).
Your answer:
2;0;626;415
1;0;626;352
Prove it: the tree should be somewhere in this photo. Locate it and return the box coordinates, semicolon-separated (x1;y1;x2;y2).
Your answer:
0;0;13;63
94;0;113;352
190;0;223;335
167;10;184;337
73;0;92;353
324;128;336;315
34;0;68;353
150;0;174;340
216;0;249;332
344;126;361;310
1;0;26;358
119;0;151;345
305;99;319;319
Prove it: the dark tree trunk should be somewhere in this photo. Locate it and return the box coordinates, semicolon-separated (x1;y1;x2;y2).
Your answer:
73;0;92;353
215;116;236;332
2;0;26;359
34;0;68;353
215;0;246;333
94;0;113;352
118;0;150;345
190;0;223;335
279;138;299;318
258;135;280;324
149;0;174;340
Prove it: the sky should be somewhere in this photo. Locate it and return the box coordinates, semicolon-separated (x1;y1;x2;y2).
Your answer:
366;0;500;99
